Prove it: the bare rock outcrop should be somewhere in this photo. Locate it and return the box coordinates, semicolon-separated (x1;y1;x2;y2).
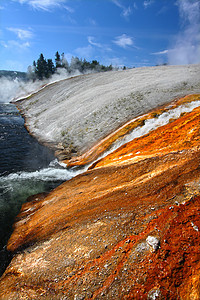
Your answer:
1;94;200;299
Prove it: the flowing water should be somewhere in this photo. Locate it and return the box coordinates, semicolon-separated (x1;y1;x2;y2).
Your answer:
0;103;80;276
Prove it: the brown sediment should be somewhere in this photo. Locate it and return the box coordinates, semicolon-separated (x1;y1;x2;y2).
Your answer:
0;94;200;299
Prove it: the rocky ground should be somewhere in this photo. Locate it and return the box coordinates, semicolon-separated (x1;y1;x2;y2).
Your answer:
15;64;200;160
0;93;200;299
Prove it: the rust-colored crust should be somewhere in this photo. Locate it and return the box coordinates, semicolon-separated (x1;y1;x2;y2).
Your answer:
0;94;200;299
64;94;200;167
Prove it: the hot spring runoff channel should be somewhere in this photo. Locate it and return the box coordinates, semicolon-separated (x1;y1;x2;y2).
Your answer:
1;99;199;276
0;103;77;276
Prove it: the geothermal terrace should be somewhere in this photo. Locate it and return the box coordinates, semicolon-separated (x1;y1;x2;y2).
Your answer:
15;64;200;160
1;64;200;299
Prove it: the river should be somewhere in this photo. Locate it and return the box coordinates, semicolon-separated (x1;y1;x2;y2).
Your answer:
0;102;77;276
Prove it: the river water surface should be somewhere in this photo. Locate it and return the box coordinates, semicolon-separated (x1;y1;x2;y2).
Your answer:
0;102;76;276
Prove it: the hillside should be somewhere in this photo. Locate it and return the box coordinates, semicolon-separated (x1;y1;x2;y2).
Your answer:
0;70;27;81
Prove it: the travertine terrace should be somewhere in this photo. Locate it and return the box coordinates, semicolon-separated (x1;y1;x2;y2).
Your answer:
15;64;200;160
1;90;200;299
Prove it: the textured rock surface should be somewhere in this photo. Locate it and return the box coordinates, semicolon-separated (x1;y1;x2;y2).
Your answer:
65;94;200;167
15;64;200;159
0;94;200;299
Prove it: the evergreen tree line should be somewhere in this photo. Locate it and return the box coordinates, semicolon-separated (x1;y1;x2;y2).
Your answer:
28;51;113;80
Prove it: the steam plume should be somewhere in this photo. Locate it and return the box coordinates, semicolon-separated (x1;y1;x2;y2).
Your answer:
0;68;81;103
168;0;200;65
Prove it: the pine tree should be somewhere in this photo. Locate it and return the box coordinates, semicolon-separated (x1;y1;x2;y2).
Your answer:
47;59;55;77
55;51;62;69
35;53;48;80
32;52;113;80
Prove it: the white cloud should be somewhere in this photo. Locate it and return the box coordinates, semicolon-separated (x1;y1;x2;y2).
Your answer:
152;49;169;55
63;5;74;13
88;36;102;48
113;34;134;49
13;0;69;11
75;45;94;60
143;0;155;9
3;27;33;52
88;36;112;52
168;0;200;65
7;28;33;40
111;0;133;19
1;40;30;49
152;1;200;65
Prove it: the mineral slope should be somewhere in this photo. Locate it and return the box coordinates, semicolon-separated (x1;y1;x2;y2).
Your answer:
15;64;200;160
0;94;200;299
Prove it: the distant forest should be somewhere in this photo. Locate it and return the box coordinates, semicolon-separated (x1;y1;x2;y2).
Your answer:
0;70;27;81
28;51;113;80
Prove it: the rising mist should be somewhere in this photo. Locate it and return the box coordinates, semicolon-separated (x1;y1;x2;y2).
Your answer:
0;68;83;104
168;0;200;65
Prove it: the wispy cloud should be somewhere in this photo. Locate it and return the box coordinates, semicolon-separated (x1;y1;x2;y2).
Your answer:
75;45;94;60
113;34;134;49
63;5;74;13
1;40;30;49
152;49;169;55
7;27;33;40
88;36;112;52
88;36;102;48
2;27;33;51
143;0;155;9
13;0;70;11
111;0;133;19
157;5;168;15
168;0;200;65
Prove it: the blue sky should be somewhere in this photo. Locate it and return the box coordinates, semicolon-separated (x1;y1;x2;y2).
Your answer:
0;0;200;71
